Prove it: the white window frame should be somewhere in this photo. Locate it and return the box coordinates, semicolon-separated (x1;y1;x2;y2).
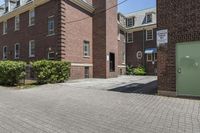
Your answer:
147;53;153;62
146;29;153;41
29;9;35;26
3;46;7;60
127;32;133;43
48;16;55;36
14;43;20;59
83;41;90;57
146;13;153;23
15;15;20;31
127;17;134;27
29;40;35;57
3;21;7;34
48;51;55;60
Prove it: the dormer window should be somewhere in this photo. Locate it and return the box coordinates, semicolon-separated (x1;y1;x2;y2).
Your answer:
127;17;134;27
5;7;8;13
146;13;153;23
16;0;21;7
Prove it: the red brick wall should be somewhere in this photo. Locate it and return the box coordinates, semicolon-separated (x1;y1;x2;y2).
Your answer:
70;66;93;79
0;0;59;61
60;0;93;79
126;28;157;74
157;0;200;92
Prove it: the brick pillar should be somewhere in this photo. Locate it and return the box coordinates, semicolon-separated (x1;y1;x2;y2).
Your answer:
57;0;66;60
92;0;118;78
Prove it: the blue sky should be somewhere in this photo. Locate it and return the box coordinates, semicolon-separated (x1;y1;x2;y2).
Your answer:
118;0;156;14
0;0;156;14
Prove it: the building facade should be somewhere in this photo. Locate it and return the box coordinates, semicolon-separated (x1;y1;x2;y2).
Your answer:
0;0;122;79
157;0;200;97
118;8;157;75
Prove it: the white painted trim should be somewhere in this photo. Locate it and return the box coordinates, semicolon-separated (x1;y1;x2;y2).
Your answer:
118;65;126;68
71;63;93;67
0;0;50;23
69;0;95;13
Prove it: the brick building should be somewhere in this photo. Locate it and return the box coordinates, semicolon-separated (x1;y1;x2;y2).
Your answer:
118;8;157;75
0;0;122;79
157;0;200;97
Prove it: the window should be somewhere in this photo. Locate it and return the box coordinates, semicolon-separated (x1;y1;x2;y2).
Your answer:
3;21;7;34
109;53;115;72
29;40;35;57
15;43;20;59
48;16;55;35
16;0;21;7
48;52;55;60
146;29;153;41
147;54;153;62
29;9;35;26
146;14;153;23
84;67;89;78
83;41;90;57
15;15;20;31
127;33;133;43
127;17;134;27
3;46;7;60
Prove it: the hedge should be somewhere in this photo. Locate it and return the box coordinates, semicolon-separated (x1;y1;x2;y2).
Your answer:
32;60;71;84
126;66;146;76
0;61;26;86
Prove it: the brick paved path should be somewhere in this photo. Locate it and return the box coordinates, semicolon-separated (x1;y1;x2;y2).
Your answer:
0;76;199;133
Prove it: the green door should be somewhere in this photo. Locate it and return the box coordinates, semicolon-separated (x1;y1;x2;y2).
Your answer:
176;41;200;97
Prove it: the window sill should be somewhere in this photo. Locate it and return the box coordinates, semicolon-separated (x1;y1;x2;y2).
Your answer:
83;56;90;58
146;39;153;41
28;24;35;27
127;41;133;44
29;56;35;58
47;33;55;37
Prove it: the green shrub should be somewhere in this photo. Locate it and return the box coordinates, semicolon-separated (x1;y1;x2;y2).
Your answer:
0;61;26;86
126;65;146;76
32;60;71;84
126;66;134;75
133;66;146;75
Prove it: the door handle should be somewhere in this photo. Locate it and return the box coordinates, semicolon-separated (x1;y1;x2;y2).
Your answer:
177;68;181;73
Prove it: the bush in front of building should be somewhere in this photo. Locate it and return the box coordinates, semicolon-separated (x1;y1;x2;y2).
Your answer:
133;66;146;75
32;60;71;84
0;61;26;86
126;65;146;76
126;66;135;75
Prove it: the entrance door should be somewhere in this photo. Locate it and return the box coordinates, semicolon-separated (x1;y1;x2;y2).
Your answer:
176;41;200;97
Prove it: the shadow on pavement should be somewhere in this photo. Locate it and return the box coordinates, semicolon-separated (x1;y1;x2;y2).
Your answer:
109;80;158;95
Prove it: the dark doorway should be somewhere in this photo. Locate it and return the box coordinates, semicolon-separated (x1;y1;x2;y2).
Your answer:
109;53;115;72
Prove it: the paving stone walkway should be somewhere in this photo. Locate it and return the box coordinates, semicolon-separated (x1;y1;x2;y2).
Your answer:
0;76;199;133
